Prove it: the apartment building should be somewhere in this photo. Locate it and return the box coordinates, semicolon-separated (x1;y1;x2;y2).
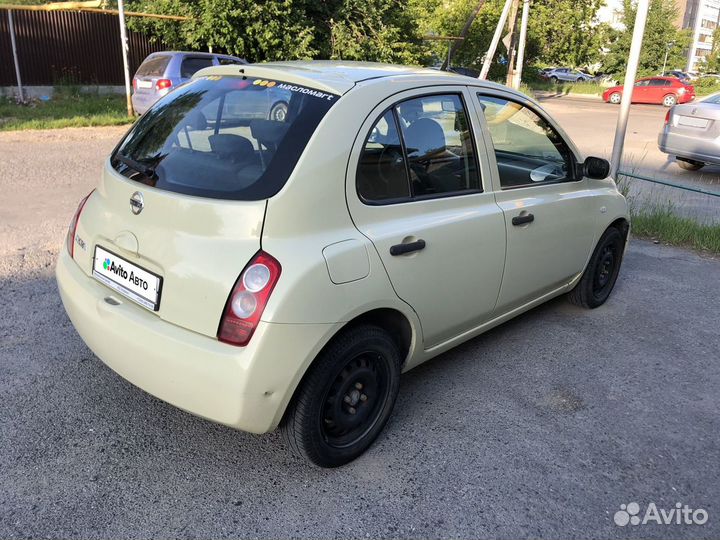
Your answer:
677;0;720;72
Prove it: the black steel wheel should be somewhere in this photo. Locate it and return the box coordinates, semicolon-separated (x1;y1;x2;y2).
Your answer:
282;325;401;467
569;226;625;308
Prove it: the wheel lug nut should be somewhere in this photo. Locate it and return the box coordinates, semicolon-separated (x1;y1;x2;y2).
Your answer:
343;395;351;404
348;407;356;414
355;382;363;390
360;394;367;402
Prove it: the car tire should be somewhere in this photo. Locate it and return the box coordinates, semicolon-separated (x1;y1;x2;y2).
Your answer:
577;77;584;82
269;101;288;122
568;226;625;309
677;158;704;171
281;324;401;468
609;92;622;104
550;76;559;82
663;94;677;107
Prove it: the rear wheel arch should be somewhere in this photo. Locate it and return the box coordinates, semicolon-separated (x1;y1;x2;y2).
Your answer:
279;308;414;424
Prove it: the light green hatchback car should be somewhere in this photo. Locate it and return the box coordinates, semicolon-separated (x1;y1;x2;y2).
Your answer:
57;61;629;467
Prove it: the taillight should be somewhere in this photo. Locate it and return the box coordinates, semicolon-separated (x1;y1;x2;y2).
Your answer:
218;251;281;346
156;79;172;90
132;78;137;91
66;190;94;258
664;109;671;126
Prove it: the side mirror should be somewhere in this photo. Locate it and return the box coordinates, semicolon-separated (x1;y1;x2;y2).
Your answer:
583;156;610;179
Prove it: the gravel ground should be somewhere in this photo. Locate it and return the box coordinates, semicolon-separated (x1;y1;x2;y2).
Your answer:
1;127;719;539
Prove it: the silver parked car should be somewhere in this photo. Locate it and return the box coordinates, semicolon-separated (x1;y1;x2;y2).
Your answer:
658;93;720;170
544;67;594;83
132;52;245;115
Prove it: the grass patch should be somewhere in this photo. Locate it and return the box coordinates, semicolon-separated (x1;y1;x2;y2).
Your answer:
631;204;720;254
0;93;134;131
527;81;605;96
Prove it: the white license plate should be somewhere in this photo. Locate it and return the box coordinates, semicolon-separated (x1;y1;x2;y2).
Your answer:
93;246;162;311
137;80;153;89
678;116;709;128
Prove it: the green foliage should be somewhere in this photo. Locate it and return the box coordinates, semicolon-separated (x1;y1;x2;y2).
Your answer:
604;0;691;78
702;28;720;73
411;0;607;76
126;0;424;63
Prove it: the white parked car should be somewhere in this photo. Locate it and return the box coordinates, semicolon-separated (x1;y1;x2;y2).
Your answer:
56;61;629;467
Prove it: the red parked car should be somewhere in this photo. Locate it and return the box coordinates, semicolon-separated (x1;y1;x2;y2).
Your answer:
603;76;695;107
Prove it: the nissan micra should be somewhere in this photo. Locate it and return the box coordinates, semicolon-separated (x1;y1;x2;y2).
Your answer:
56;61;629;467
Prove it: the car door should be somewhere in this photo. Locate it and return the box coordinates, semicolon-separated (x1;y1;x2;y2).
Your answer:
347;88;506;348
632;79;650;103
645;78;666;103
473;92;598;313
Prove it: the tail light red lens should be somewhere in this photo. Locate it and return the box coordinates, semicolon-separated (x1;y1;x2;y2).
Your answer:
156;79;172;90
132;78;138;90
218;251;281;346
66;190;94;258
664;109;671;126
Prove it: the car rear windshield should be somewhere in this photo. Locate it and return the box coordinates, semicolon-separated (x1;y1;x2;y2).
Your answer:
135;55;171;77
111;75;339;200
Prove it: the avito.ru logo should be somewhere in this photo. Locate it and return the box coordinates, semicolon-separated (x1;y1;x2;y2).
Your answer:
614;502;708;526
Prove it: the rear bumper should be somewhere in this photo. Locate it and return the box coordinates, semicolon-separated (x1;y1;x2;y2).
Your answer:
657;130;720;164
56;248;341;433
130;92;156;115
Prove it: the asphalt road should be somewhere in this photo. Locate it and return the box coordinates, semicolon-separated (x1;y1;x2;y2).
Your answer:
538;96;720;221
1;126;719;539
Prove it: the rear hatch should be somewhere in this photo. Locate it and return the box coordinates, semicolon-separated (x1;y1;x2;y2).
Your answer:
74;73;338;338
132;54;172;97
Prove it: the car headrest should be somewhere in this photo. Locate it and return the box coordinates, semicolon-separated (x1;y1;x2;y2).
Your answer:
404;118;446;156
184;110;208;131
250;120;289;145
208;134;254;160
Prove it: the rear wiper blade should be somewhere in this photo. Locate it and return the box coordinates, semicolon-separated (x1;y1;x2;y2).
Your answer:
116;154;157;179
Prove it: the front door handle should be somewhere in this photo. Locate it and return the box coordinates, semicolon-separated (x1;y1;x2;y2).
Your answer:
512;213;535;226
390;239;426;256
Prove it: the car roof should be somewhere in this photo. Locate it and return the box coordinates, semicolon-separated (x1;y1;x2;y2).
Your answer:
195;60;516;97
149;51;241;59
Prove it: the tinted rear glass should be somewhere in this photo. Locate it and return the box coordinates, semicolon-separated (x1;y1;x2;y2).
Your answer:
135;55;171;77
111;76;339;200
180;57;214;78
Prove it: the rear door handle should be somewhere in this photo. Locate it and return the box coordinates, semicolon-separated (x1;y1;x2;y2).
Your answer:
390;239;426;256
512;213;535;226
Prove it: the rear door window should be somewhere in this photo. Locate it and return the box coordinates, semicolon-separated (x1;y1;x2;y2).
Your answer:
135;55;171;78
180;57;215;78
357;93;481;203
111;76;338;200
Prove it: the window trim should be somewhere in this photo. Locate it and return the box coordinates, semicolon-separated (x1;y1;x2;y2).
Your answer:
476;92;580;191
356;91;484;206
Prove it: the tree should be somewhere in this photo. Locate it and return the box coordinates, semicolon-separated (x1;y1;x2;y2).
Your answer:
125;0;425;64
604;0;691;77
411;0;607;79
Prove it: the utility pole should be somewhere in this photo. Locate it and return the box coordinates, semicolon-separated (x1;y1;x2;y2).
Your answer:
504;0;521;87
441;0;487;71
7;10;24;102
479;0;513;79
117;0;134;116
512;0;530;89
610;0;650;179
